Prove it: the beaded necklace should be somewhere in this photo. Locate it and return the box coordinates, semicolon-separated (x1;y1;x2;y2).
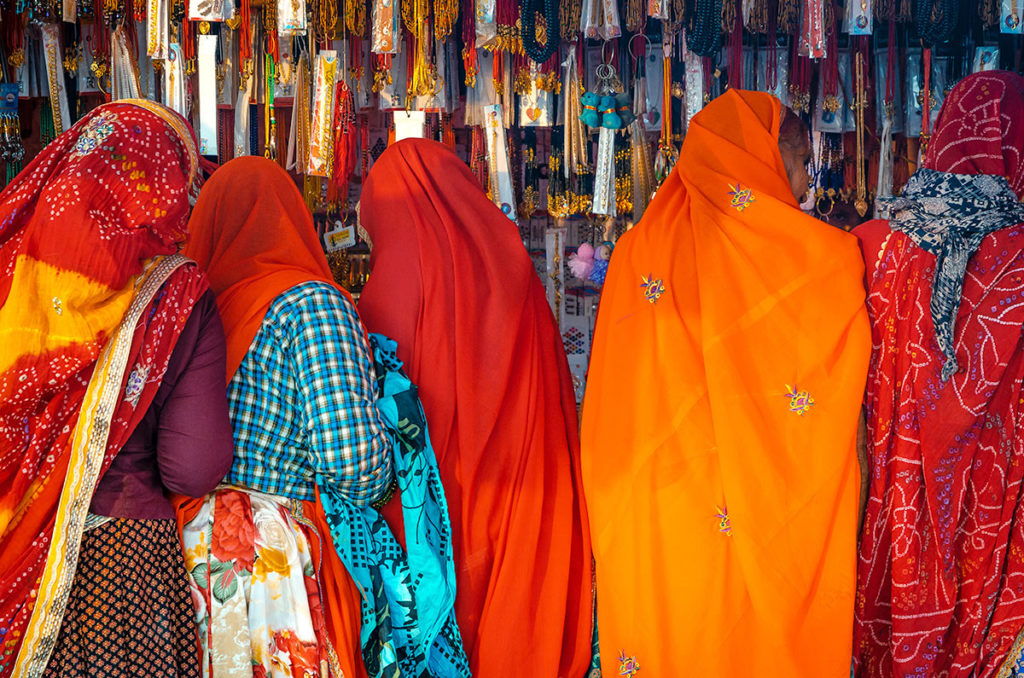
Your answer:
434;0;457;40
726;0;742;89
914;0;957;46
521;0;558;63
560;0;581;41
521;128;539;216
686;0;721;57
777;0;799;34
979;0;997;28
345;0;366;36
853;44;868;217
821;1;839;113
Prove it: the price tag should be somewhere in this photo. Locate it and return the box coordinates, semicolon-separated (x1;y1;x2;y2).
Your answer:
394;110;425;141
323;220;356;252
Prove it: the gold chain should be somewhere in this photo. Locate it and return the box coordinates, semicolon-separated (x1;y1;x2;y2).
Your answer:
854;51;868;217
560;0;582;41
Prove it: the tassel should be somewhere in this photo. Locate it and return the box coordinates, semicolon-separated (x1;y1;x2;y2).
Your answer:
333;82;358;193
630;119;655;221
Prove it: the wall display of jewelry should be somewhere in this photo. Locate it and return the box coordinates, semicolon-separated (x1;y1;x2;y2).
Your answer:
0;0;1008;402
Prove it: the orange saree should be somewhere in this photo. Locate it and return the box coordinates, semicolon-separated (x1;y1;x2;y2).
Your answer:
581;90;870;676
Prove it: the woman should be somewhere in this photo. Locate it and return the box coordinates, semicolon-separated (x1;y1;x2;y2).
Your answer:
581;90;870;676
854;71;1024;677
356;138;594;678
0;100;234;678
181;155;468;678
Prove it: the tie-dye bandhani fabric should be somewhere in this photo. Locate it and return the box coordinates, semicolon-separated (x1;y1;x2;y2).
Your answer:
854;71;1024;678
0;100;203;678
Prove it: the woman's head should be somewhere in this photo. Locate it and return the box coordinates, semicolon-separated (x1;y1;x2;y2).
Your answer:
923;70;1024;197
183;156;340;377
183;154;335;302
778;107;812;203
681;90;810;209
359;138;488;250
0;99;198;291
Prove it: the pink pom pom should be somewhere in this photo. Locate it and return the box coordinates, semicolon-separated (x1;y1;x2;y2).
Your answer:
568;243;596;280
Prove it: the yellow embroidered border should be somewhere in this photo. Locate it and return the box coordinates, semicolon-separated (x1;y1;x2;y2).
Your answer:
11;254;188;678
997;629;1024;678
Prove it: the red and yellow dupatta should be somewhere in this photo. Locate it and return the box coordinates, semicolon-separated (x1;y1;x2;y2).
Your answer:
0;100;202;678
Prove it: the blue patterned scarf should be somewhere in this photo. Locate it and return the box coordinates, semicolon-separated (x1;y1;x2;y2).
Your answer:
878;169;1024;380
318;334;470;678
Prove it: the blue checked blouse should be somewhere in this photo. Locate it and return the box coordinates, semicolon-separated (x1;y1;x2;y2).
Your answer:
224;281;393;504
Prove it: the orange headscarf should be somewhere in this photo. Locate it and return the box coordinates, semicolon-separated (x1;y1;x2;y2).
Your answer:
356;139;593;678
182;155;353;378
581;90;870;676
180;156;367;678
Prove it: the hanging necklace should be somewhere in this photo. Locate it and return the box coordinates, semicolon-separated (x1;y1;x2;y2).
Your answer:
346;0;367;35
978;0;997;28
686;0;721;56
777;0;799;34
625;0;642;32
854;47;868;217
521;128;539;216
914;0;957;45
434;0;457;40
821;2;838;113
560;0;581;40
748;0;769;32
615;132;633;216
521;0;558;63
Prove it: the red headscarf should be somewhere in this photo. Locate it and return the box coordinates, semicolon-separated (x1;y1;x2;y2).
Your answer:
923;70;1024;197
183;156;354;379
0;100;205;678
855;71;1024;677
357;139;593;678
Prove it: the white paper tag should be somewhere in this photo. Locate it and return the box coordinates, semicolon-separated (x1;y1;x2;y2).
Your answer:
165;43;187;119
645;45;664;131
394;110;426;141
197;34;218;156
483;104;517;221
324;220;357;251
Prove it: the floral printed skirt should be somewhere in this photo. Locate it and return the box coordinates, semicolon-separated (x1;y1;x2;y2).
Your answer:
43;517;201;678
181;488;343;678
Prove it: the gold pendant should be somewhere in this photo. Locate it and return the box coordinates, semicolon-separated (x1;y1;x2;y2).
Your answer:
854;197;868;217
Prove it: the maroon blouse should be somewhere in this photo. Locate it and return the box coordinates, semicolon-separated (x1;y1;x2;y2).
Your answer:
89;289;235;520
